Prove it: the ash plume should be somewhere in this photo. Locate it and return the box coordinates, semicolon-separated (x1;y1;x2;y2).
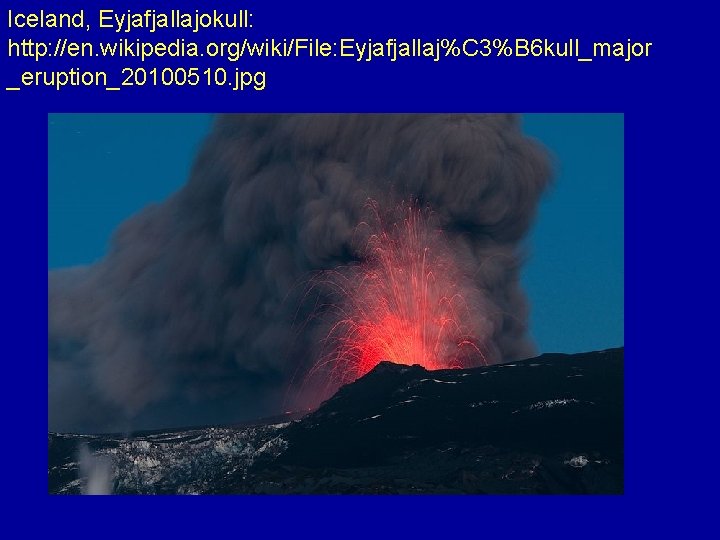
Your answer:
48;114;552;433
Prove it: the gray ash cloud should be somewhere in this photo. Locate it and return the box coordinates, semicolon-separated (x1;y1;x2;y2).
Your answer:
48;114;551;433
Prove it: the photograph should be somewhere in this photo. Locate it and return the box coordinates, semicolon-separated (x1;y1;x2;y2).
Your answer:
48;113;623;494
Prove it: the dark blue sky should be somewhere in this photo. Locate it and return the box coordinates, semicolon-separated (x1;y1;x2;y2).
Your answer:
522;114;623;353
48;113;623;354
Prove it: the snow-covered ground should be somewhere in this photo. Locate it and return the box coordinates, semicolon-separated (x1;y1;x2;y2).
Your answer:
50;423;290;494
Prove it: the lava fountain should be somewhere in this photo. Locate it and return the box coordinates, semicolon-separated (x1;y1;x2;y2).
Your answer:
297;202;491;403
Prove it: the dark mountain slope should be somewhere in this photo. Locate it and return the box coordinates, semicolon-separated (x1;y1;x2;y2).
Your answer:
278;348;623;468
49;348;623;494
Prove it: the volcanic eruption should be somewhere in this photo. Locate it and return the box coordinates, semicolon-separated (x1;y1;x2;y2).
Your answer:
48;114;552;433
298;201;492;402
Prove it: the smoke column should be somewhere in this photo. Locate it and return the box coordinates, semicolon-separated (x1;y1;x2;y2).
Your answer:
48;114;552;433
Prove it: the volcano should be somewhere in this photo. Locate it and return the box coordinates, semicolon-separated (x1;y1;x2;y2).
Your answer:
49;347;623;494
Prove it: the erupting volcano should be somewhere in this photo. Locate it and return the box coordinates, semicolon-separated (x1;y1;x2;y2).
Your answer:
48;114;624;496
300;203;491;400
50;114;555;433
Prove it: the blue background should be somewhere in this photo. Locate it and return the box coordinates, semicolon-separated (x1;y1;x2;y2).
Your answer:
47;114;624;355
3;0;713;535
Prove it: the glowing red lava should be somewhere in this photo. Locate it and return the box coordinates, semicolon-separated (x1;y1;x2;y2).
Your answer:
301;202;489;400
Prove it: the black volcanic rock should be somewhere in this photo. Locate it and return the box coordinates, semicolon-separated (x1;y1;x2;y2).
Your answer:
49;348;623;494
277;349;623;470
